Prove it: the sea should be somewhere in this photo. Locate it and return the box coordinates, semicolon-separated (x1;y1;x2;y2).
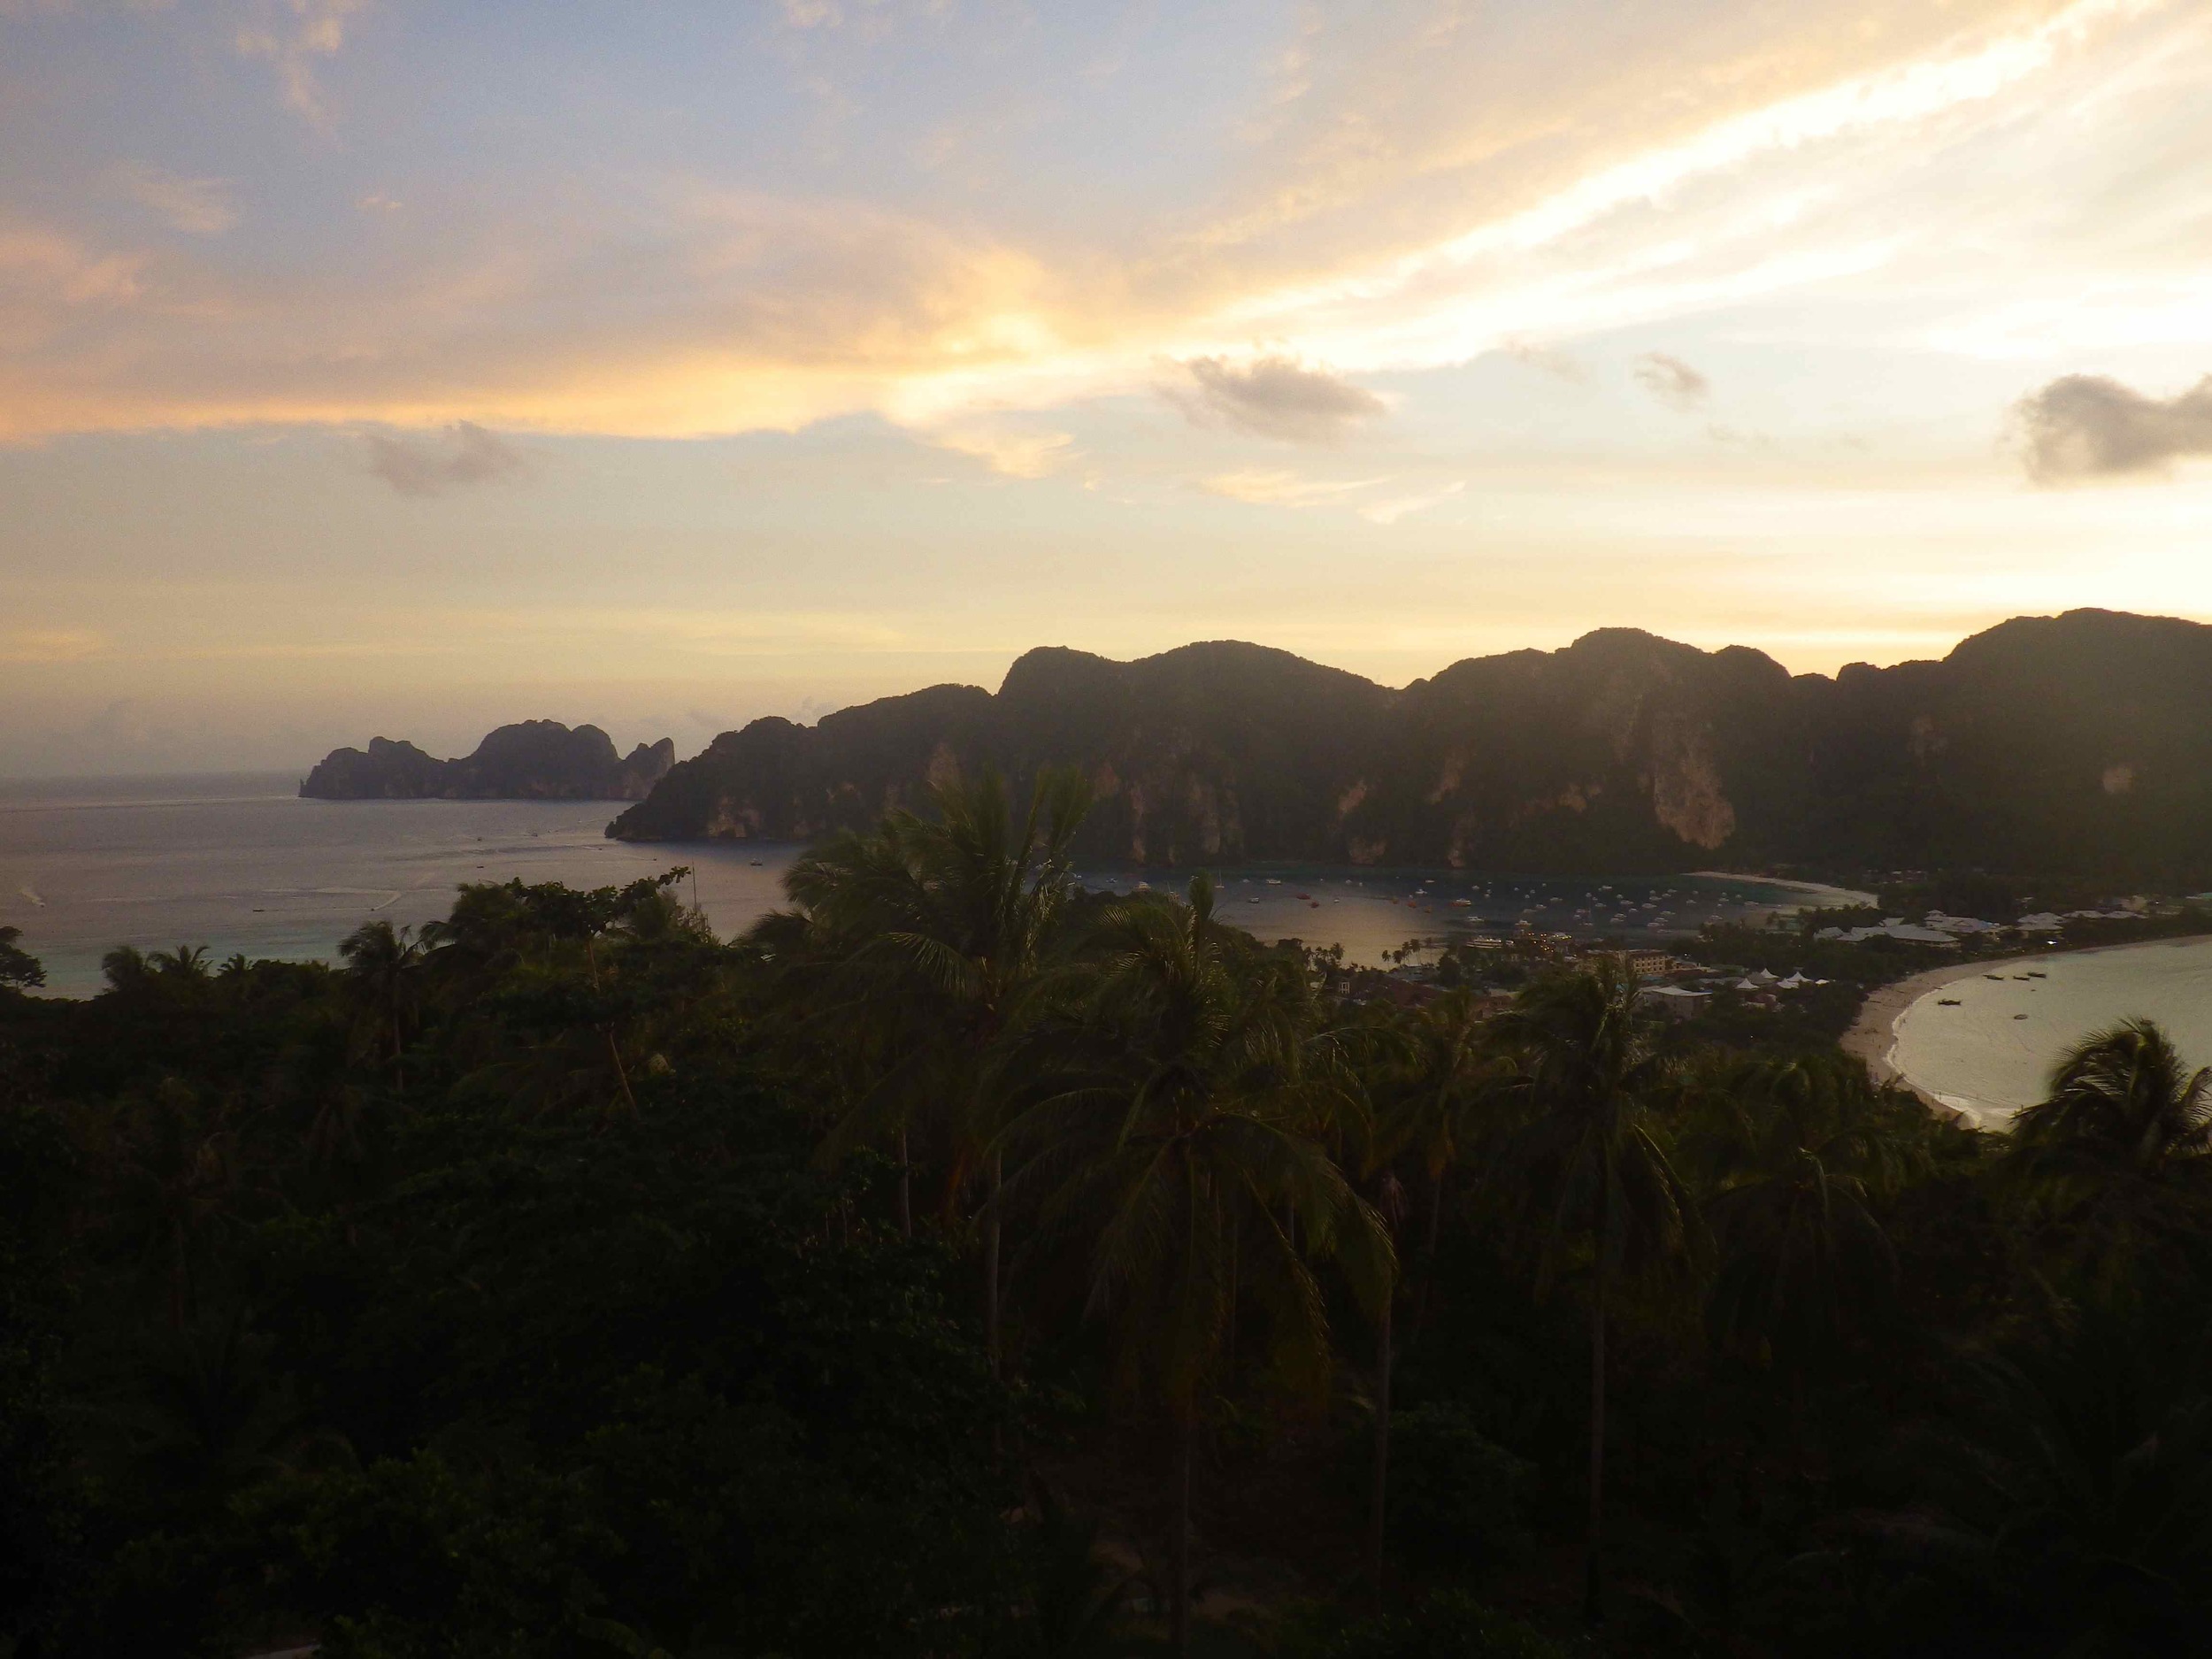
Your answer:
1886;937;2212;1128
0;772;1863;997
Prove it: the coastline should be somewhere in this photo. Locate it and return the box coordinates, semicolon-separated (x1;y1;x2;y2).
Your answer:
1842;932;2212;1124
1686;871;1878;906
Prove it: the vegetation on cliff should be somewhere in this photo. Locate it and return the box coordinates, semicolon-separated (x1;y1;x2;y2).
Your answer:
610;611;2212;887
303;720;673;802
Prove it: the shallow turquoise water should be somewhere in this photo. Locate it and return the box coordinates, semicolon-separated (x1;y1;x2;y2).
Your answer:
1886;937;2212;1128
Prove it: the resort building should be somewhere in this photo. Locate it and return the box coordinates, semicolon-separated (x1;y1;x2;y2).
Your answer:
1643;985;1710;1019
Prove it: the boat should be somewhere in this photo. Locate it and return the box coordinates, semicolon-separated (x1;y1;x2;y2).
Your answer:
1937;997;1961;1005
2014;1013;2030;1020
1985;974;2004;980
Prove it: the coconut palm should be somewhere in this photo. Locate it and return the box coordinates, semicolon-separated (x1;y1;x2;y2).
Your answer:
1381;988;1503;1323
339;918;426;1090
2014;1018;2212;1172
1003;874;1392;1655
772;764;1092;1371
2007;1018;2212;1285
114;1079;238;1330
1867;1298;2212;1652
1488;956;1691;1624
1687;1056;1901;1418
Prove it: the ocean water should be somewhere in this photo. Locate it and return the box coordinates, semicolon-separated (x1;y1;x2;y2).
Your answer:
1079;866;1863;969
0;773;1861;996
0;774;799;996
1886;937;2212;1128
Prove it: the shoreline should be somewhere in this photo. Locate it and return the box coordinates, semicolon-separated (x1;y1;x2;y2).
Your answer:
1841;932;2212;1125
1685;870;1878;905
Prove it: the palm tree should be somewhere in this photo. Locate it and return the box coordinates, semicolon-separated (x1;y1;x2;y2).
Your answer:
1386;989;1501;1321
339;918;426;1091
772;764;1092;1372
115;1079;238;1329
1489;957;1690;1624
2006;1018;2212;1284
1002;874;1392;1655
1686;1056;1901;1427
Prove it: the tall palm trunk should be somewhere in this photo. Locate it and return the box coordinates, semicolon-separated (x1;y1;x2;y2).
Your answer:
1369;1283;1394;1609
1171;1410;1193;1657
897;1124;913;1239
605;1027;638;1111
1416;1168;1443;1332
1585;1187;1610;1625
984;1148;1002;1376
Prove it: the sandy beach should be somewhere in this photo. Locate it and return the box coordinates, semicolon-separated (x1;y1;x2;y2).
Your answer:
1842;933;2212;1123
1687;871;1878;906
1841;959;2004;1117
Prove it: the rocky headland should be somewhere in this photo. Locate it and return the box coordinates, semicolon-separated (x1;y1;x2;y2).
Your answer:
303;721;675;802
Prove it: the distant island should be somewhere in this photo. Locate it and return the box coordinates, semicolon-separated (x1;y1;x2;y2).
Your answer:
303;721;674;802
607;609;2212;884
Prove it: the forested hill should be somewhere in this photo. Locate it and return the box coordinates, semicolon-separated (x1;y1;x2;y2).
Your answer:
303;720;674;801
607;609;2212;883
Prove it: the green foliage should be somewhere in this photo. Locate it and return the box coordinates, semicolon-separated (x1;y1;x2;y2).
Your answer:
1380;1406;1533;1575
611;611;2212;886
0;926;42;991
0;1098;77;1651
1279;1591;1578;1659
13;780;2212;1658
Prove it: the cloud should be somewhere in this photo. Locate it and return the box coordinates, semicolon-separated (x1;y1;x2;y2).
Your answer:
1502;341;1588;383
1168;355;1385;443
234;0;368;124
1632;352;1710;412
0;214;143;311
1199;468;1461;521
111;165;238;236
928;423;1074;478
2013;373;2212;482
0;0;2184;450
364;422;529;496
1197;469;1383;507
1359;480;1465;525
0;628;104;664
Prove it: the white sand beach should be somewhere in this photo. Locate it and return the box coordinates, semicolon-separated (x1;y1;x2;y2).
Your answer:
1845;934;2212;1128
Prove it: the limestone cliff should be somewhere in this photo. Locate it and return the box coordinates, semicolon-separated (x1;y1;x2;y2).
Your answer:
302;722;675;802
605;611;2212;884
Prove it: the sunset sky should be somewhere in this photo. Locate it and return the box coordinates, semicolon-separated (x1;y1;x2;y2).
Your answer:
6;0;2212;773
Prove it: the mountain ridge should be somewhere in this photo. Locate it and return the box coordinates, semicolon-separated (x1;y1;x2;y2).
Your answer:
601;608;2212;882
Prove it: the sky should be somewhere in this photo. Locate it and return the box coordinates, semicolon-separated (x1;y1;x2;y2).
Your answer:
5;0;2212;774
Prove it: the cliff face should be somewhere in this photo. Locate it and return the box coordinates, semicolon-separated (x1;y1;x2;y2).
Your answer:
604;611;2212;883
303;722;675;802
